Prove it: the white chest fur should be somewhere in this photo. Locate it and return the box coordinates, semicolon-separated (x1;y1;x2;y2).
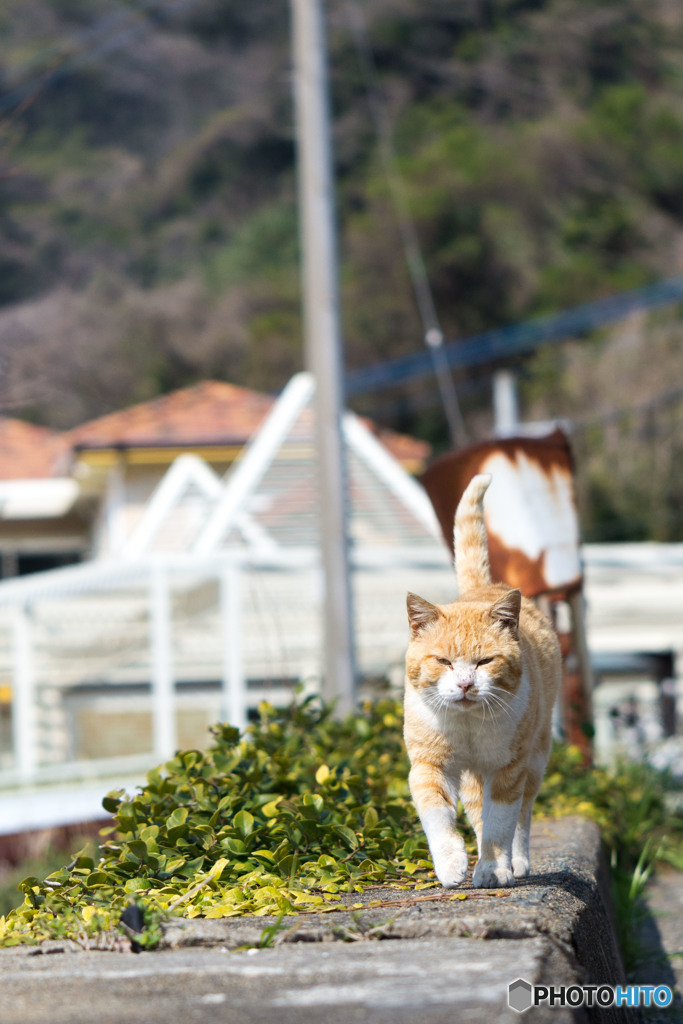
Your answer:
406;667;531;776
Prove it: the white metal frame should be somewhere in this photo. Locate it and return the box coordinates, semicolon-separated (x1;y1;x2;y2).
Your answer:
341;413;442;540
123;453;222;559
194;372;315;556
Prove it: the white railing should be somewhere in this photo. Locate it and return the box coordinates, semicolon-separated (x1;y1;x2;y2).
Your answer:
0;546;453;789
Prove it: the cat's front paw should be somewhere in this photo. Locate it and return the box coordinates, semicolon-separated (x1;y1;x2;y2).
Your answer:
433;849;469;888
472;859;515;888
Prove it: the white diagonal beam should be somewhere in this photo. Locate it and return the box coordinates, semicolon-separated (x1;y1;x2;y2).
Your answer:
194;372;314;555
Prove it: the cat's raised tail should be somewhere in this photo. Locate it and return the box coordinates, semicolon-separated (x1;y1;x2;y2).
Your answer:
454;473;492;592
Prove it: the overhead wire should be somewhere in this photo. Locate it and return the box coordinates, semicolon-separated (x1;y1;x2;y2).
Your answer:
345;273;683;396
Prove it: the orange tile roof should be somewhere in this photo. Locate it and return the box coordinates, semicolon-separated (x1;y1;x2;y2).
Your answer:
0;381;431;479
67;381;276;449
67;380;431;470
0;419;69;480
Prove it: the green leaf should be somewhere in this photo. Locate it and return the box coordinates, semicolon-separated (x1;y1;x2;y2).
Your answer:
364;807;379;829
178;855;206;877
84;872;110;888
332;826;358;850
167;823;189;844
164;857;186;874
223;838;246;855
116;803;138;833
234;810;254;839
277;855;298;877
302;793;324;813
102;790;124;814
166;807;189;830
126;840;149;863
71;856;95;871
251;849;276;863
17;877;41;894
124;878;151;893
317;854;338;869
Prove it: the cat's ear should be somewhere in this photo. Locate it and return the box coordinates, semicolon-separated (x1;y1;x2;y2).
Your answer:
490;589;521;638
407;592;441;637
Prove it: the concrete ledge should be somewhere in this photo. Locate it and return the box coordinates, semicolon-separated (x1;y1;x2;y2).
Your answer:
0;816;635;1024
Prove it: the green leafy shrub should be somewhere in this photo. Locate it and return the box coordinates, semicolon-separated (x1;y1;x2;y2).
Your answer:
0;698;436;946
537;743;683;862
2;700;681;952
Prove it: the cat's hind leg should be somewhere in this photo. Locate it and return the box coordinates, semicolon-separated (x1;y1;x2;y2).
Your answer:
409;763;468;888
472;769;524;888
512;769;543;878
512;798;533;878
460;770;483;856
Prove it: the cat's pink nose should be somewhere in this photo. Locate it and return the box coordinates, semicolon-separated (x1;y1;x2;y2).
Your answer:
459;681;474;694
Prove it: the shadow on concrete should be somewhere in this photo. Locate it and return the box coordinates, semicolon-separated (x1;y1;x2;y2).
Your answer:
633;874;683;1021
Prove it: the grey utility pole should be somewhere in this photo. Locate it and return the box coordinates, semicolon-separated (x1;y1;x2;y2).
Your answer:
291;0;357;714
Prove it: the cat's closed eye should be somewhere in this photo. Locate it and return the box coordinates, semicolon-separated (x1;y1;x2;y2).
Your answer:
477;656;495;666
435;656;452;666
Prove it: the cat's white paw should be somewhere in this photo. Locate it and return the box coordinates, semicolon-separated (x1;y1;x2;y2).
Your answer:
472;859;515;888
433;850;469;888
512;856;530;878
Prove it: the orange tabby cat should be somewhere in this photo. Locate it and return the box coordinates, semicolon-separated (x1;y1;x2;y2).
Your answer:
404;473;561;888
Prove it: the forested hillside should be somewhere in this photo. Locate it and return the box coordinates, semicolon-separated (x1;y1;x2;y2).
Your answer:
0;0;681;539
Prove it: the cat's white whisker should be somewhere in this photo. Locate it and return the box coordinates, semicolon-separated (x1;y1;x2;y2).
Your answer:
486;686;517;713
488;684;513;700
476;694;490;738
482;691;517;724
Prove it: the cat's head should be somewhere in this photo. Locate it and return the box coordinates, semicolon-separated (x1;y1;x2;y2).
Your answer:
405;589;523;713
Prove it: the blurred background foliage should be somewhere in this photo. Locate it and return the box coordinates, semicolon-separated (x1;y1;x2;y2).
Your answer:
0;0;681;540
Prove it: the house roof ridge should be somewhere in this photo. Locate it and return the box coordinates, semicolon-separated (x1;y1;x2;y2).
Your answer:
64;380;269;427
0;379;432;479
64;379;277;449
